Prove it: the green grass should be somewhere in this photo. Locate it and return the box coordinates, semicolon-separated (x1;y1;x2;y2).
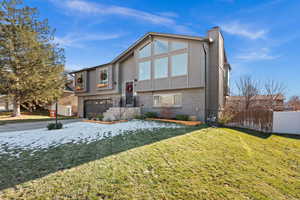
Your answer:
0;126;299;200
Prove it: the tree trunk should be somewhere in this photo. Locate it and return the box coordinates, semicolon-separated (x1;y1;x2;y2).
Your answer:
12;98;21;117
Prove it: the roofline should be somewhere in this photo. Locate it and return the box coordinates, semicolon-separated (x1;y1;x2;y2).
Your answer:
70;32;211;74
70;62;111;74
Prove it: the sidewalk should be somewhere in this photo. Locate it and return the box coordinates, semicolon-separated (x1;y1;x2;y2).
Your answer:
0;119;81;133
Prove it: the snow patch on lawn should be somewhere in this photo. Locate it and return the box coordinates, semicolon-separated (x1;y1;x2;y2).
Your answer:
0;120;182;155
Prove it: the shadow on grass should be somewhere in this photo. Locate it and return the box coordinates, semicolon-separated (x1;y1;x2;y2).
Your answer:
224;126;300;140
0;124;208;190
224;126;272;139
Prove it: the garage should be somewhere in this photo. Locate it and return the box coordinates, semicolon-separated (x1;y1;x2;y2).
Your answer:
84;99;113;118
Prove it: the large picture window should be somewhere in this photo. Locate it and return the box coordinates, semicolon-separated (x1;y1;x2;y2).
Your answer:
154;57;168;79
98;68;108;88
75;72;85;91
139;43;151;58
153;94;182;107
139;61;151;81
154;39;168;55
171;53;188;76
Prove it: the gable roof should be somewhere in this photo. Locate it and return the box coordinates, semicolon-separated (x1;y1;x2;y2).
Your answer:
70;32;210;74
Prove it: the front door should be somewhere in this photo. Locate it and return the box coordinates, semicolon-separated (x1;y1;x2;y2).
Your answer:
125;81;134;106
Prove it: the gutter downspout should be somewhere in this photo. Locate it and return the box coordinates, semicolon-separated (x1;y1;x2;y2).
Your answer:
202;44;207;122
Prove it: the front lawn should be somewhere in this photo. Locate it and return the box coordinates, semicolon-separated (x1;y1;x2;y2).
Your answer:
0;111;76;125
0;124;299;200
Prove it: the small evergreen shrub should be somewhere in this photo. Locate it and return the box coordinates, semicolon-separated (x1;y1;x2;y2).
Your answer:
47;122;63;130
96;114;104;121
144;112;158;118
175;114;189;121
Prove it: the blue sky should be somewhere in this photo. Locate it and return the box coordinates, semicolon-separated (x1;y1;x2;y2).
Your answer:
28;0;300;98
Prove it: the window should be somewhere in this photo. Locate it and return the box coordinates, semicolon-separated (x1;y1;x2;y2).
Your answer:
154;57;168;78
171;53;188;76
139;43;151;58
171;41;188;51
154;39;168;55
98;68;108;88
75;72;85;91
139;61;151;81
153;94;182;107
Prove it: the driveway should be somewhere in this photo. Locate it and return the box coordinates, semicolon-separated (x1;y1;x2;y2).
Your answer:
0;119;81;133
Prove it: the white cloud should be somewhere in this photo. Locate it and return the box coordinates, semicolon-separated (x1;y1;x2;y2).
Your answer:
50;0;193;34
221;21;267;39
54;33;121;48
158;12;179;18
235;48;279;61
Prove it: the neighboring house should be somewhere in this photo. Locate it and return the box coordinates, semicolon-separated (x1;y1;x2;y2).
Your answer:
71;27;230;121
48;86;78;116
0;95;13;111
226;95;285;111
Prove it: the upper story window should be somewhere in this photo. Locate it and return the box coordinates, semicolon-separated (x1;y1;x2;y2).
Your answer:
75;72;85;91
171;41;188;51
138;61;151;81
139;43;151;58
98;68;108;88
154;39;168;55
171;53;188;76
154;57;168;79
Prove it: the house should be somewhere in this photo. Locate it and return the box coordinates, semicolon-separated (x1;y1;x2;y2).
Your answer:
71;27;230;121
0;95;13;111
226;95;285;111
48;85;78;117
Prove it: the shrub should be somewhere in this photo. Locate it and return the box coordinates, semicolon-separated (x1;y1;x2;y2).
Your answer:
47;122;63;130
134;114;146;120
144;112;158;118
96;114;104;121
175;114;189;121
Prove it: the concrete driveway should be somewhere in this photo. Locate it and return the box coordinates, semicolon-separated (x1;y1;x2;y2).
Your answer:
0;119;81;133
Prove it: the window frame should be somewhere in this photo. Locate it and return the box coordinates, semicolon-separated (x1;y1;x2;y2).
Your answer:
153;93;182;108
97;68;109;88
170;41;188;52
153;39;169;55
171;53;188;77
75;71;86;92
154;57;168;79
138;42;152;58
138;60;151;81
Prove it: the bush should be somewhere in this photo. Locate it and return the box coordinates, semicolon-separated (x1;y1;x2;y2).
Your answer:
96;114;104;121
47;122;63;130
144;112;158;118
134;114;146;120
175;114;189;121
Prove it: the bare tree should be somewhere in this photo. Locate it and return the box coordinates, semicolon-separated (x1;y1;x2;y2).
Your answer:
287;96;300;111
264;80;286;110
236;75;260;110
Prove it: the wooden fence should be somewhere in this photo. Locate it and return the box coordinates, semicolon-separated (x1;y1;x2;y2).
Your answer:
226;110;273;133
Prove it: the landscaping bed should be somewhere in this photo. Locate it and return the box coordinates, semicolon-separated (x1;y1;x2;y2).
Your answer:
147;118;203;126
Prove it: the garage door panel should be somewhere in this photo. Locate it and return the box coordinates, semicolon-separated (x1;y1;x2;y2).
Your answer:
84;99;112;118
